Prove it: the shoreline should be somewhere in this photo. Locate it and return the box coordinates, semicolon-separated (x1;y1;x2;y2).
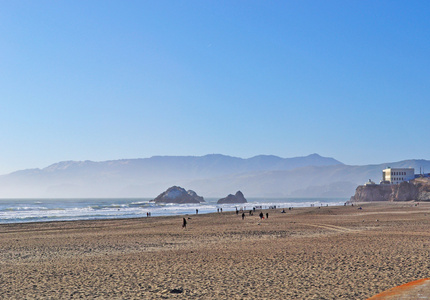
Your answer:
1;202;430;299
0;197;347;225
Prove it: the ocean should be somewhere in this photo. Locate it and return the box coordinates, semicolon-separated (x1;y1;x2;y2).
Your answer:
0;198;347;224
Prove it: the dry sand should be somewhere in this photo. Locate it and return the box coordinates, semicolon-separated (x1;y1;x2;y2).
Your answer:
1;202;430;299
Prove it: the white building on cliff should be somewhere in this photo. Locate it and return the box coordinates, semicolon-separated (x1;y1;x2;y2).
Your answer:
382;167;415;184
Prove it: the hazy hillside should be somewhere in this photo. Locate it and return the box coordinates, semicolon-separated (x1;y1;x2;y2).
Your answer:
0;154;428;198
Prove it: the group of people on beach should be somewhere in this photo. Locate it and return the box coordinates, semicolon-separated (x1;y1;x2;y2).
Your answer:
234;206;271;221
182;205;283;229
258;212;269;219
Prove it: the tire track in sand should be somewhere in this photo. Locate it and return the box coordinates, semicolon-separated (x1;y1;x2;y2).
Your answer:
299;223;357;233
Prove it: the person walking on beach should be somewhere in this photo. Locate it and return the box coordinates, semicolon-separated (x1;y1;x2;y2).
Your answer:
242;212;245;220
266;212;269;219
259;212;264;220
182;218;187;229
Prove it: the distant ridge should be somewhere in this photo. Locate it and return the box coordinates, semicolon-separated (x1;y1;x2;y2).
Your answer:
8;153;342;178
0;154;428;199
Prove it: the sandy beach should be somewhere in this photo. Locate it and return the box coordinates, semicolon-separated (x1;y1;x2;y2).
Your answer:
1;202;430;299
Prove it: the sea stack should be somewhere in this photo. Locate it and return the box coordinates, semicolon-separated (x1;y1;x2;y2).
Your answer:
152;186;205;204
217;191;247;204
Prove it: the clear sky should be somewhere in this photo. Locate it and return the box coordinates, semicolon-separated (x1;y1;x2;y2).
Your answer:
1;1;429;175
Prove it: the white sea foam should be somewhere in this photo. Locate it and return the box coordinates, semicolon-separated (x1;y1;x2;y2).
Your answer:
0;198;347;224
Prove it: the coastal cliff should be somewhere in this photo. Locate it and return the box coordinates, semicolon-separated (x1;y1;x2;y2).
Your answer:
350;178;430;202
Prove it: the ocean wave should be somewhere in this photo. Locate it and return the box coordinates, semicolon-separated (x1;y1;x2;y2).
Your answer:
0;198;347;224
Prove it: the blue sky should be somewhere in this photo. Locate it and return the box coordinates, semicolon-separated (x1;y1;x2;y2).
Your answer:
1;1;429;174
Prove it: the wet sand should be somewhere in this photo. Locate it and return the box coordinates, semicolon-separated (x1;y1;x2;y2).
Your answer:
1;202;430;299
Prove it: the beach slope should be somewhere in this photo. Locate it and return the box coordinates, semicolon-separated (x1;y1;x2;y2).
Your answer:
1;202;430;299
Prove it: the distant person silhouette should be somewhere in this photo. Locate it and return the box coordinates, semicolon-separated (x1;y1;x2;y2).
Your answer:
266;213;269;219
182;218;187;229
259;212;264;219
242;212;245;220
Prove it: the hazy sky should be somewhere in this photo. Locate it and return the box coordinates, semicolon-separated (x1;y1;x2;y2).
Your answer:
1;1;429;175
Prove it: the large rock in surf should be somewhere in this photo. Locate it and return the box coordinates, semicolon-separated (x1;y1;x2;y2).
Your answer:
217;191;247;204
152;186;205;204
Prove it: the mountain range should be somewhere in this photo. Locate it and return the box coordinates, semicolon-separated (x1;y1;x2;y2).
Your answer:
1;154;429;198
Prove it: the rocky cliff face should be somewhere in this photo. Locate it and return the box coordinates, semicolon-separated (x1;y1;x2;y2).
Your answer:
152;186;205;204
414;178;430;201
350;178;430;202
217;191;247;204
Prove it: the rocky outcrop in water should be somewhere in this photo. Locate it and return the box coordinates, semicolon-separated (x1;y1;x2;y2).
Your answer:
152;186;204;204
217;191;247;204
350;178;430;202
